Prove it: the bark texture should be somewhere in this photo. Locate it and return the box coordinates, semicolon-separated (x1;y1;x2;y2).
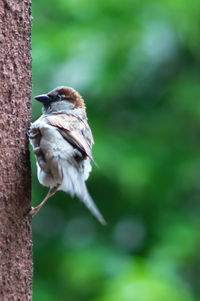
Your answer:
0;0;32;300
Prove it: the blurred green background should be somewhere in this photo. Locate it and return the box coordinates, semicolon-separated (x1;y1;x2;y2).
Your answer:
31;0;200;300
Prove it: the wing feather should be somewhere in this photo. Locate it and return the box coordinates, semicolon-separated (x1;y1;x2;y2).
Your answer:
45;114;94;160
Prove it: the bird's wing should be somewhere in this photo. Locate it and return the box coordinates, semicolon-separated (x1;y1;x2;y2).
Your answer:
45;114;94;160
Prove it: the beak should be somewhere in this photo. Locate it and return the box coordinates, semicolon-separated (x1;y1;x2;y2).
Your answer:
35;94;51;103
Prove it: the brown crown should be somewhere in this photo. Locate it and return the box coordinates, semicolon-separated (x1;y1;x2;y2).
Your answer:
57;87;86;110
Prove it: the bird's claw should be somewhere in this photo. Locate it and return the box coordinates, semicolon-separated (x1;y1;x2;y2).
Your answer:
27;128;39;139
28;206;38;217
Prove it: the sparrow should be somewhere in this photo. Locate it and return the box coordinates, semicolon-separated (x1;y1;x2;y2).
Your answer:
28;86;106;225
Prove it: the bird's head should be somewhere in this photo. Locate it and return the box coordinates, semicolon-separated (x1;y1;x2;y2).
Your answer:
35;86;86;111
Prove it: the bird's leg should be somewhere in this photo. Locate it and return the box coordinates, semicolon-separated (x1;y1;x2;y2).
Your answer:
33;146;42;156
29;185;59;217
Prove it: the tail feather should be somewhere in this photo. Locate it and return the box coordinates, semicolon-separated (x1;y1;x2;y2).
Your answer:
77;182;106;225
60;163;106;225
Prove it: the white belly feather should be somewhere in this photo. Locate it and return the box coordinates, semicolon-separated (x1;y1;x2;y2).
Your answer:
30;121;92;192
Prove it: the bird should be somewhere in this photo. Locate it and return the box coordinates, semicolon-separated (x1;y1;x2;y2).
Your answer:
28;86;106;225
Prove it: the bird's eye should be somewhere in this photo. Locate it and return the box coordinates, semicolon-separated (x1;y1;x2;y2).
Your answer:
57;94;65;100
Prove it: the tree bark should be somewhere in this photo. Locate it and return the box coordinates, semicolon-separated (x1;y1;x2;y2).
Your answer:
0;0;32;300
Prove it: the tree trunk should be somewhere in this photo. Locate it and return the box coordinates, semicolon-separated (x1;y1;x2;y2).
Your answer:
0;0;32;300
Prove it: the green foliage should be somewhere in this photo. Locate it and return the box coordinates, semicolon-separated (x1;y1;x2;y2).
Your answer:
32;0;200;300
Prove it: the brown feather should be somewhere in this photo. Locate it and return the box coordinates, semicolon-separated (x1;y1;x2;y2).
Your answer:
57;87;86;109
46;114;94;160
